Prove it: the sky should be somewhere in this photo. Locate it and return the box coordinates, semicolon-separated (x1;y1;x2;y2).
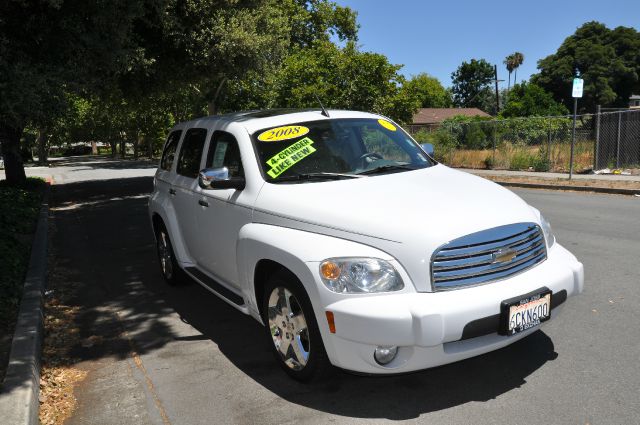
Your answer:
335;0;640;89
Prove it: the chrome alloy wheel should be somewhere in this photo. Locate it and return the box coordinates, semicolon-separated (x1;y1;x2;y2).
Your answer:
157;231;173;279
267;287;310;371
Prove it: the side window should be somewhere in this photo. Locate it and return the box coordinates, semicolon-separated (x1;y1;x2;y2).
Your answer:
205;131;244;178
176;128;207;178
160;130;182;171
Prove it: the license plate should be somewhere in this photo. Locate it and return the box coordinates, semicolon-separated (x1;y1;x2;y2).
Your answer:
499;288;552;336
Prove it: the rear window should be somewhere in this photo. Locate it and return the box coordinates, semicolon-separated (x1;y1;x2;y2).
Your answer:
160;130;182;171
176;128;207;178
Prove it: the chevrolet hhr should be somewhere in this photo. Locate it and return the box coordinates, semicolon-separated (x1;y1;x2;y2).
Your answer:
148;109;584;381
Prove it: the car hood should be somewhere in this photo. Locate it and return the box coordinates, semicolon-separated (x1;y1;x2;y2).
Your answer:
253;164;539;291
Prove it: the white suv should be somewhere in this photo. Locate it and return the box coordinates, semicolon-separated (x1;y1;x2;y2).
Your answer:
148;109;583;381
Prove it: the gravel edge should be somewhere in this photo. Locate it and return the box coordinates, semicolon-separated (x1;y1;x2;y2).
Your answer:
492;180;640;195
0;189;49;425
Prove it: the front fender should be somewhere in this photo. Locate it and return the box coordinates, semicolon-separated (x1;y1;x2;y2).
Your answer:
236;223;395;322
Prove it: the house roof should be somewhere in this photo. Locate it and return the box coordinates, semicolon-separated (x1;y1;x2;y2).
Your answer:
412;108;490;124
630;94;640;100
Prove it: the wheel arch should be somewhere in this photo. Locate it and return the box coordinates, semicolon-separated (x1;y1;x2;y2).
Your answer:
253;259;300;321
151;212;165;237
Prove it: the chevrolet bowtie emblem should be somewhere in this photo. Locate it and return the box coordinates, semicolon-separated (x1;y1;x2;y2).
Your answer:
493;248;516;263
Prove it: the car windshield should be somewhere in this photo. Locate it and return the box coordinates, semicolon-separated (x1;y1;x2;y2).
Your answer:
251;118;435;182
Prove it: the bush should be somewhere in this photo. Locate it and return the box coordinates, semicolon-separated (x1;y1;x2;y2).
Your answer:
509;150;535;170
484;155;494;169
0;178;46;349
413;128;458;163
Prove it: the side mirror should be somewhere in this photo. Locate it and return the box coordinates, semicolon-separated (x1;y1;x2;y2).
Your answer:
198;167;245;190
420;143;434;157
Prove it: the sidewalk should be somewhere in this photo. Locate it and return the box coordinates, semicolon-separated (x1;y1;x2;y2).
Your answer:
459;168;640;195
462;168;640;182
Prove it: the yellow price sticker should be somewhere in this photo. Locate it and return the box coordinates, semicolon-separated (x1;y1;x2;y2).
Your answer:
266;137;316;178
258;125;310;142
378;119;397;131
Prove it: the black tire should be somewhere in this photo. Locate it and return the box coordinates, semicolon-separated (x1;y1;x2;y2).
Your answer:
155;223;184;286
262;270;332;382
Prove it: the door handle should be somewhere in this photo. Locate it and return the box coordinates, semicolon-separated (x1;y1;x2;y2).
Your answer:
169;188;176;195
198;199;209;207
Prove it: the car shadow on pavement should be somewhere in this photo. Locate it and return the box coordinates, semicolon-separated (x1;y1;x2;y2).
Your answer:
50;175;559;421
165;279;558;420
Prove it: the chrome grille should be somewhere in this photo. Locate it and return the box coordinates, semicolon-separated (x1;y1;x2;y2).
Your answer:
431;223;547;291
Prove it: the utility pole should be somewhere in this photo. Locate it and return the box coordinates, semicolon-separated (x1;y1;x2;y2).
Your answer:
494;65;500;114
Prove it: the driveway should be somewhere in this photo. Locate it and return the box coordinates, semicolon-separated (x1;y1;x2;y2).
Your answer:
40;157;640;424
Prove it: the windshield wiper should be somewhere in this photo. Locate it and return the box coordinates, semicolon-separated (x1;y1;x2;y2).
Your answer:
273;172;363;182
356;164;416;175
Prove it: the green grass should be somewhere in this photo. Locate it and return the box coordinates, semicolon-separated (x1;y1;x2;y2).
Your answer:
0;178;46;338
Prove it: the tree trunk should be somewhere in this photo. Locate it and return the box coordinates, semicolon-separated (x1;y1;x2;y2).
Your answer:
207;77;228;116
147;135;153;159
110;141;117;158
134;133;142;160
120;139;126;159
0;124;27;185
36;127;48;165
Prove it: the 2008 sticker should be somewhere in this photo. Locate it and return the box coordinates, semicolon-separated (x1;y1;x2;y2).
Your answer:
258;125;309;142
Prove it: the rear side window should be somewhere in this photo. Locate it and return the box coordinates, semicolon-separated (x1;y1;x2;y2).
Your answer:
160;130;182;171
205;131;244;178
176;128;207;178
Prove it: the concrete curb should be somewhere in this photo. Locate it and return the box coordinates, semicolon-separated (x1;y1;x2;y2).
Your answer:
491;180;640;196
0;189;49;425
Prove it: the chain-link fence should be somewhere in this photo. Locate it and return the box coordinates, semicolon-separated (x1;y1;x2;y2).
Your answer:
407;109;640;173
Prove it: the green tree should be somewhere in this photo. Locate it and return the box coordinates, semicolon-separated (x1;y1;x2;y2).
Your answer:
132;0;359;116
511;52;524;85
0;0;151;185
451;59;495;112
532;21;640;111
282;0;359;47
273;41;417;123
504;54;516;93
500;83;569;117
404;73;452;108
504;51;524;94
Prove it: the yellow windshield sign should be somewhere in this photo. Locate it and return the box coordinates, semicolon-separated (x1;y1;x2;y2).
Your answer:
258;125;309;142
266;137;316;178
378;119;397;131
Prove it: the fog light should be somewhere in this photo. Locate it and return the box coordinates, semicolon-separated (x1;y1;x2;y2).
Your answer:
374;346;398;365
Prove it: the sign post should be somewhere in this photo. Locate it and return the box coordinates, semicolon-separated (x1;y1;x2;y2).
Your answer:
569;76;583;179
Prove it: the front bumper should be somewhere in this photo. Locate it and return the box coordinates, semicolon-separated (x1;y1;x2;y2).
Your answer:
309;243;583;374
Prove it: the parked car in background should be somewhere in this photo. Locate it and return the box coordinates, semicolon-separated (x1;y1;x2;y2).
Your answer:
148;109;584;381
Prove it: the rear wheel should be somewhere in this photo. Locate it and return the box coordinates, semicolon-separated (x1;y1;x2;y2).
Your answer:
262;270;331;381
156;224;184;286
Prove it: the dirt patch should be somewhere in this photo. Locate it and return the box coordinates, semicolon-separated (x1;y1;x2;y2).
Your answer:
39;223;87;425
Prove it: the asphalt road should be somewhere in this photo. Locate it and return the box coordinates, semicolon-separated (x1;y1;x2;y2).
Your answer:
41;158;640;425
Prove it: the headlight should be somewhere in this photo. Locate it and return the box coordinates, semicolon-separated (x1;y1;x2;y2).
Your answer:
530;206;556;249
319;258;404;293
540;213;555;248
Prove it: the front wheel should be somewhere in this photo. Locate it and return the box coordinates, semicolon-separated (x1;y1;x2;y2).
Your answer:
262;271;331;381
